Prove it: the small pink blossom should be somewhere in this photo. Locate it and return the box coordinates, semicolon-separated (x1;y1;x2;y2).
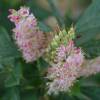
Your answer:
8;7;29;25
47;63;79;95
8;9;21;24
18;7;29;17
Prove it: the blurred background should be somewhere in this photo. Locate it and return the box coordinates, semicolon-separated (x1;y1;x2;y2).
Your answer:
0;0;92;31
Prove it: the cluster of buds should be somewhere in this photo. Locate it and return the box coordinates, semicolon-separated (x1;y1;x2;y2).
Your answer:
45;27;75;64
8;7;47;62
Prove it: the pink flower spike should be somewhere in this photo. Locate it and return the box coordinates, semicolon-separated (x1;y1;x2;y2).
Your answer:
8;7;47;62
46;40;84;94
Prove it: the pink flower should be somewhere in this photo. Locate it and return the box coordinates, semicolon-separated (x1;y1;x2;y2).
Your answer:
56;45;67;61
8;7;46;62
47;63;79;95
8;7;29;25
8;9;21;24
46;41;84;94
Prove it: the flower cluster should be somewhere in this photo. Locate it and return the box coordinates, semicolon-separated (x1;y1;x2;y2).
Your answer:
8;7;46;62
46;27;100;95
47;63;77;95
8;6;100;95
46;40;84;95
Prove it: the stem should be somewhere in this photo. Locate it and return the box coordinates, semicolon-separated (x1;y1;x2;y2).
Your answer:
47;0;65;28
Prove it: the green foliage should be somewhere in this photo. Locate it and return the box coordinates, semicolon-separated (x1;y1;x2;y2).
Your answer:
82;39;100;58
5;61;22;87
75;0;100;45
21;90;38;100
2;87;20;100
0;27;20;63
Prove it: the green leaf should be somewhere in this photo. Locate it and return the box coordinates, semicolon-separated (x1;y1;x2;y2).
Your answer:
82;87;100;100
5;61;22;87
69;81;81;97
75;0;100;45
0;26;20;63
21;90;38;100
49;93;74;100
82;39;100;58
75;92;92;100
2;87;20;100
